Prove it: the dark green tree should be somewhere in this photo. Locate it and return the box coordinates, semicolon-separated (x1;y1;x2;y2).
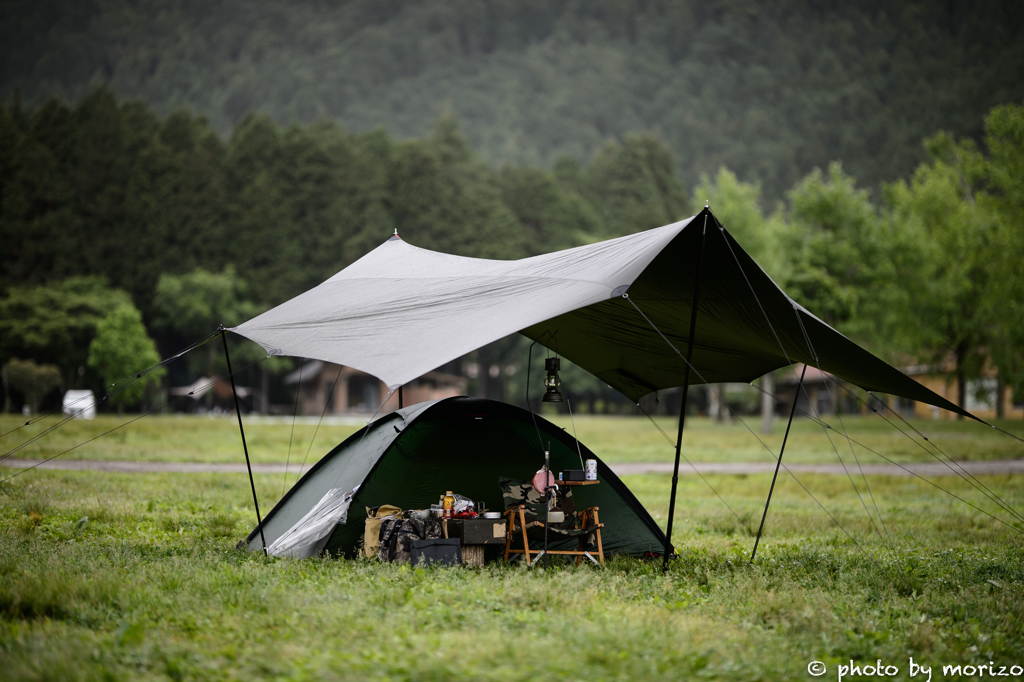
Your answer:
976;102;1024;410
583;134;689;238
152;266;258;376
780;163;891;349
499;165;600;255
693;167;785;276
387;113;523;260
4;0;1024;204
0;277;132;385
884;136;994;415
2;358;63;414
122;108;227;304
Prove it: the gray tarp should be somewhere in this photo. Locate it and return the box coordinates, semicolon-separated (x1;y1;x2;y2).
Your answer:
232;208;971;419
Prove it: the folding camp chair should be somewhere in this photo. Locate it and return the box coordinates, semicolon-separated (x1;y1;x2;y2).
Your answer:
498;476;604;566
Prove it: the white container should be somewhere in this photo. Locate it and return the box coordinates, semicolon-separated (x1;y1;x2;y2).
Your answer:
584;459;597;481
62;390;96;420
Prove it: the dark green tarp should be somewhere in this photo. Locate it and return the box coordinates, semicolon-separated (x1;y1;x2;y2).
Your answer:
245;397;668;559
523;208;973;418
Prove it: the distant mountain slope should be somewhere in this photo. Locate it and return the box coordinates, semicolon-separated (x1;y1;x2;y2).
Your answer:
3;0;1022;200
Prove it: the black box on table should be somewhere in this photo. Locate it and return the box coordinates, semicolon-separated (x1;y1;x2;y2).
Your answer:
446;518;507;545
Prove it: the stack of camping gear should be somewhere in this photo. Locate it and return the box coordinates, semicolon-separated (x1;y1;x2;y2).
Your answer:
364;492;485;566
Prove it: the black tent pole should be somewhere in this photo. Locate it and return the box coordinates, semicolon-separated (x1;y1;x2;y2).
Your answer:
750;363;807;563
398;385;403;409
220;327;267;555
663;208;710;574
544;442;551;570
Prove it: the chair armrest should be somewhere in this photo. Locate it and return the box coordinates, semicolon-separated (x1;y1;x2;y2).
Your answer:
504;505;526;531
577;506;601;528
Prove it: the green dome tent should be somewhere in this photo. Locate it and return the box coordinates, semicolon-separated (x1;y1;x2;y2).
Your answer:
243;396;668;559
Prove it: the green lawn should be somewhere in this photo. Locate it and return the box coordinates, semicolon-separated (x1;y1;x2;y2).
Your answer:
0;414;365;466
1;416;1023;680
3;411;1023;467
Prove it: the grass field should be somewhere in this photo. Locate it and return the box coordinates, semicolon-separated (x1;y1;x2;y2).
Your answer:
3;411;1023;466
1;415;1023;680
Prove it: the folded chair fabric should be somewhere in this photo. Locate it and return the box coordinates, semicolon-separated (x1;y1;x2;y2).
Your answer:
499;476;592;542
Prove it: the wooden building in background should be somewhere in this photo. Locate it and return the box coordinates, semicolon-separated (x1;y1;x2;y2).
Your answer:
775;363;1023;420
282;361;466;416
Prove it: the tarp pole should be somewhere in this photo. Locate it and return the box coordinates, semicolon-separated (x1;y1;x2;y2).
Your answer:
398;386;403;409
544;442;551;570
663;209;710;574
750;363;807;562
221;328;267;554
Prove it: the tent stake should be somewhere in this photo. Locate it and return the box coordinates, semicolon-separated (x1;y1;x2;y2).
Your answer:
221;328;267;554
750;363;807;563
663;209;710;574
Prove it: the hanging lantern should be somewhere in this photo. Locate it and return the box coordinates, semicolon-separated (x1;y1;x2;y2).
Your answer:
541;357;564;403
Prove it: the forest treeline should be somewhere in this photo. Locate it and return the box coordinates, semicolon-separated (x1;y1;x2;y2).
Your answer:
1;88;1022;415
2;0;1023;203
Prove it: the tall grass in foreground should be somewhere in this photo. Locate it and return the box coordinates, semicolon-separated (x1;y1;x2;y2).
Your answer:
1;469;1022;681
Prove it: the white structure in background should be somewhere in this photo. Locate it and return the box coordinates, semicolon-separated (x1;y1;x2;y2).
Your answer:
62;390;96;419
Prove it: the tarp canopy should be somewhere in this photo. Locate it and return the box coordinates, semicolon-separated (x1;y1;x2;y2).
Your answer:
244;397;668;558
233;208;971;418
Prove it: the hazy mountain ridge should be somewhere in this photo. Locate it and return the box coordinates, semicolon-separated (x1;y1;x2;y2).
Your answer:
2;0;1023;201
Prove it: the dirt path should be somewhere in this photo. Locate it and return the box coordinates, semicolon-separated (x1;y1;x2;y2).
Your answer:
3;458;1023;477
